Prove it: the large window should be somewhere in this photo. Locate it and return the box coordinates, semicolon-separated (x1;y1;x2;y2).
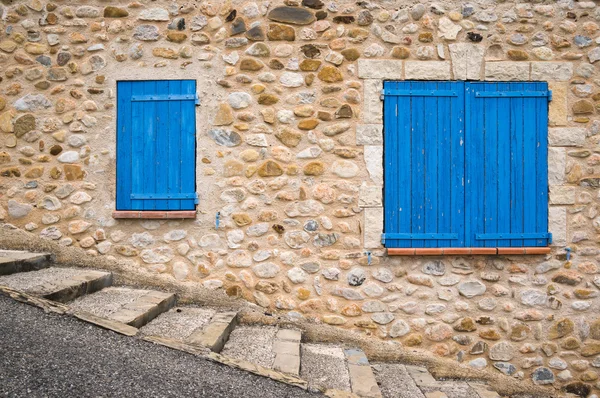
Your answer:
382;81;551;248
116;80;197;211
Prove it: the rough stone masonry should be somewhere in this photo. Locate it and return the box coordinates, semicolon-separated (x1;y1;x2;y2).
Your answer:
2;0;600;393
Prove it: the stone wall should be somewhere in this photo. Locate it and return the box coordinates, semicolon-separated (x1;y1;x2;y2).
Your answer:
1;0;600;392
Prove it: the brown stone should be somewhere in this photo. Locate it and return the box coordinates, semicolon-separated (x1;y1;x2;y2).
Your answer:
0;97;6;111
64;164;84;180
298;119;319;130
267;24;295;41
548;318;574;339
561;336;581;350
507;50;529;60
152;47;179;59
257;160;284;177
418;32;433;42
479;329;502;340
14;114;36;138
246;25;266;41
24;166;43;178
590;319;600;340
299;59;322;71
404;333;423;346
275;127;302;147
0;167;20;177
213;103;234;126
573;99;595;114
317;65;343;83
104;6;129;17
226;285;243;297
0;152;10;164
240;58;264;71
300;44;320;59
454;317;477;332
333;16;355;24
167;32;187;43
232;213;252;226
552;270;582;285
510;323;530;341
267;6;315;25
341;48;360;61
582;342;600;357
303;161;325;176
258;94;279;105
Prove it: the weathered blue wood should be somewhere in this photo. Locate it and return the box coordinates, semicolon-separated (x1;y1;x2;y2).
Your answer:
384;82;400;247
452;82;465;247
496;82;511;248
423;83;438;248
438;81;451;247
523;84;538;246
483;82;499;247
476;233;552;240
116;82;132;211
510;83;525;246
474;91;551;98
130;83;144;211
384;233;458;240
536;82;550;246
180;80;197;210
116;80;196;211
383;89;458;97
411;81;426;248
155;80;170;210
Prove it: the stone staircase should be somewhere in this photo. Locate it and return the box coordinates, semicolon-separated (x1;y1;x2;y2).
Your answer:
0;250;537;398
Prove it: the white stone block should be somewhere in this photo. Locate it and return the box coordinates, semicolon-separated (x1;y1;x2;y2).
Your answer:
357;59;403;79
405;61;452;80
531;62;573;82
364;145;383;185
548;147;566;186
548;206;567;246
549;186;575;205
548;127;586;147
359;185;382;207
449;43;484;80
364;79;383;124
485;62;530;81
364;207;384;249
356;124;383;145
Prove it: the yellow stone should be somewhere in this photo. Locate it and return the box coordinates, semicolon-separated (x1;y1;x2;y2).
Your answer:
303;161;324;175
213;103;234;126
549;82;567;127
0;40;17;53
299;59;322;71
152;47;179;59
239;149;259;162
0;110;15;133
24;166;43;178
317;65;343;82
24;43;48;55
251;84;266;94
298;119;319;130
257;160;283;177
296;287;310;300
167;32;188;43
232;213;252;226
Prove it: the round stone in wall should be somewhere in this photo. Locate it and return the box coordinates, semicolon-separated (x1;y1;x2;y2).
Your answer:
348;267;366;286
457;280;486;298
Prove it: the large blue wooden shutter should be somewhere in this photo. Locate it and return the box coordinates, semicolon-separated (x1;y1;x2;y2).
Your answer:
383;81;550;248
116;80;197;211
383;81;466;248
466;82;550;247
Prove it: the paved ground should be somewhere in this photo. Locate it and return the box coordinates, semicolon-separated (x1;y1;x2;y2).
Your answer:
0;295;320;398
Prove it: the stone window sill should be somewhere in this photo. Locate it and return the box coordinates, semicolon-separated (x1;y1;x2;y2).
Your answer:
112;211;196;219
387;247;551;256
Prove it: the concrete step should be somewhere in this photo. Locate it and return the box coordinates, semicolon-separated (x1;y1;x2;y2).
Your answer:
404;365;480;398
220;326;302;376
301;344;351;393
372;364;425;398
69;287;175;328
186;311;238;352
0;250;52;276
0;267;112;303
344;349;382;398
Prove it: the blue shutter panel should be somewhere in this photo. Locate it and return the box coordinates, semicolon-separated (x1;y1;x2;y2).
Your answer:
383;81;465;248
384;81;550;248
466;82;550;247
116;80;196;211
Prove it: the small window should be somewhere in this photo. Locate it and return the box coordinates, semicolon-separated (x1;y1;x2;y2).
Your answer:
116;80;197;211
382;81;551;248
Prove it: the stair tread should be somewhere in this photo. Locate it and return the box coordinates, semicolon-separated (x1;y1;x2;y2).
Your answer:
69;287;174;326
418;381;480;398
221;326;278;369
139;307;217;341
0;250;51;263
0;267;109;294
373;364;426;398
301;344;351;393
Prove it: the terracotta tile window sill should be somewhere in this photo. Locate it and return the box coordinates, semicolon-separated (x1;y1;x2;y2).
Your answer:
387;247;551;256
112;211;196;219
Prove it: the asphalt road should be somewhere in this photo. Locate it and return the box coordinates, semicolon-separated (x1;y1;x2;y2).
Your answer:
0;295;320;398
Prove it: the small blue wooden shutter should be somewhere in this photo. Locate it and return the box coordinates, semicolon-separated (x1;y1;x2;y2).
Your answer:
116;80;197;211
466;82;550;247
383;81;466;248
383;81;550;248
